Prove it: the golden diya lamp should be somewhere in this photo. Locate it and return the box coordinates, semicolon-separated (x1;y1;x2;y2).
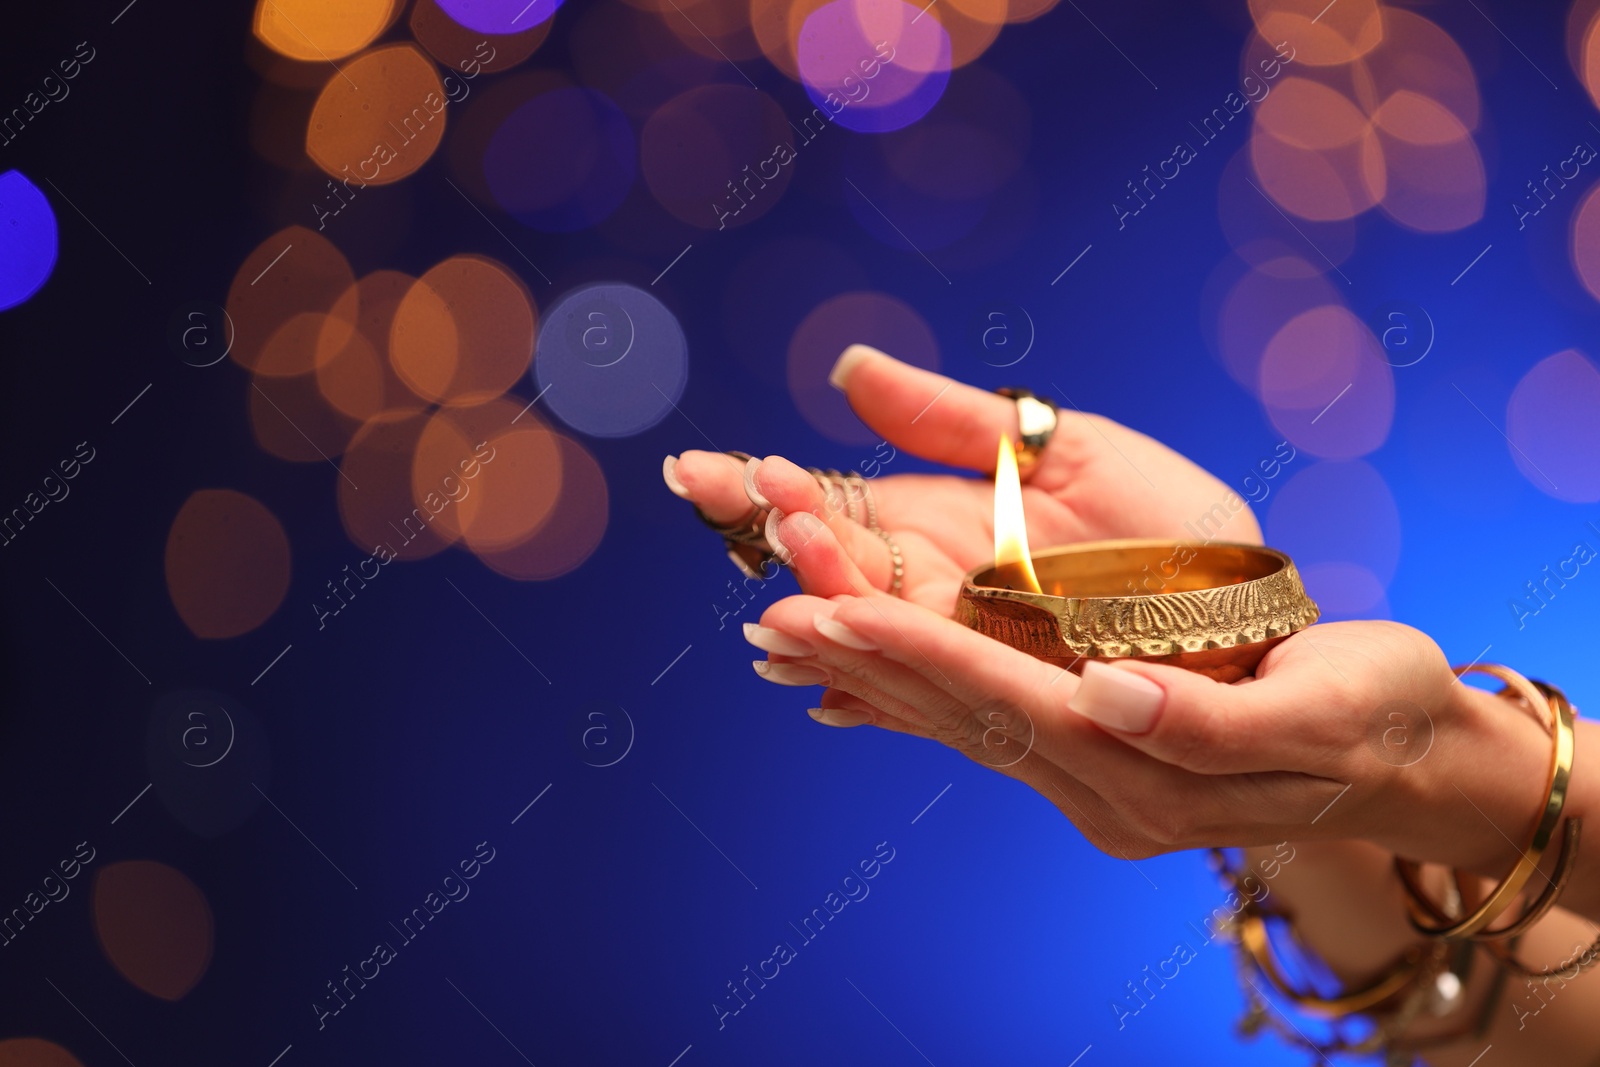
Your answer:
957;437;1319;682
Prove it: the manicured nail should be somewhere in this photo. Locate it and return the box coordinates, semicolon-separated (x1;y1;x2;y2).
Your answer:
766;508;790;564
814;615;876;651
828;343;882;392
1067;661;1165;734
663;455;691;499
752;660;829;686
743;456;773;510
743;622;814;657
808;707;873;728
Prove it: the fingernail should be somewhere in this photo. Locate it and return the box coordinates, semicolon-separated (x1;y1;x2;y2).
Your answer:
753;660;829;686
663;455;691;500
814;615;876;651
1067;661;1165;734
766;508;790;564
828;343;882;392
743;456;773;510
743;622;814;657
808;707;873;728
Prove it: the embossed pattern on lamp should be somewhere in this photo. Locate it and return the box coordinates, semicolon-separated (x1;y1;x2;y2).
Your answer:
959;437;1320;682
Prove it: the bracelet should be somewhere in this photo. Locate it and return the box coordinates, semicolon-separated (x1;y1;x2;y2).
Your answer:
1394;664;1577;941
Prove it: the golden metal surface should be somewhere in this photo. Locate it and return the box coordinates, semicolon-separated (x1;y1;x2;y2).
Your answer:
957;539;1320;681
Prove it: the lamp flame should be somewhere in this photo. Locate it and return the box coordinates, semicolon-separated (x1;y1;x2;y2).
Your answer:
994;433;1043;594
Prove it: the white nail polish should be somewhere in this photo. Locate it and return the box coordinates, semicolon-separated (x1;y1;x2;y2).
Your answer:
752;660;829;686
814;615;876;651
766;508;790;564
663;455;691;499
743;456;773;510
808;706;873;727
828;344;883;392
743;622;814;657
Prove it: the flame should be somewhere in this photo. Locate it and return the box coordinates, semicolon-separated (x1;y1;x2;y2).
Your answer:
993;433;1043;593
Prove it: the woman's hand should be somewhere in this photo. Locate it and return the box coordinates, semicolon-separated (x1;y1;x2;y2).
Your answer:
746;514;1555;875
664;345;1273;612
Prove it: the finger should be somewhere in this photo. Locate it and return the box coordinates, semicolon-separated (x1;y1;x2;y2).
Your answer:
767;506;881;600
1061;654;1337;776
829;344;1040;474
748;455;892;590
664;450;756;525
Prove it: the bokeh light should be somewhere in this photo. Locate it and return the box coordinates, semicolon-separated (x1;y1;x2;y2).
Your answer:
1571;183;1600;303
475;433;608;579
227;226;355;375
411;0;552;73
1247;0;1383;67
306;44;447;185
1506;349;1600;503
534;283;689;437
165;490;292;639
1371;91;1483;232
390;255;537;406
253;0;398;62
787;291;940;444
1212;255;1343;394
0;170;59;312
797;0;952;133
1298;560;1390;620
1266;459;1402;587
411;397;563;548
91;861;214;1001
1259;304;1394;459
436;0;562;35
484;87;636;231
1354;9;1479;131
641;85;795;229
339;408;456;560
0;1040;83;1067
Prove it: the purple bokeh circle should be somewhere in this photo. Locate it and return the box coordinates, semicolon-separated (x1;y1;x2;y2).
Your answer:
797;0;950;134
435;0;562;35
0;170;59;312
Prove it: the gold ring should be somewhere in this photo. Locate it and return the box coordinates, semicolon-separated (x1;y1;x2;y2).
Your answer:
996;387;1059;474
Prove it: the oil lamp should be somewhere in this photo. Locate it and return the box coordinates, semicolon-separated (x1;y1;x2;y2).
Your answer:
957;436;1319;682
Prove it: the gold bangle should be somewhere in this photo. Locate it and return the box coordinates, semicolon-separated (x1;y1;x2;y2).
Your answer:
1234;910;1438;1018
1394;664;1577;941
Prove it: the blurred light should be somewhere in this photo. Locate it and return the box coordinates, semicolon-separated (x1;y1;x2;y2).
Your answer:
339;409;456;560
1256;77;1369;150
318;272;430;420
248;82;319;170
787;291;940;444
1213;255;1342;393
253;0;398;62
390;255;537;406
1003;0;1062;21
1248;0;1382;66
913;0;1004;70
306;44;447;186
1259;304;1394;459
483;87;636;231
411;0;552;73
0;171;58;312
642;85;795;229
0;1039;83;1067
876;63;1029;200
1506;349;1600;502
251;351;364;462
1355;9;1479;131
722;237;869;387
797;0;951;133
1570;183;1600;303
475;433;608;579
92;861;214;1001
412;397;563;549
534;283;689;437
1371;92;1483;232
227;225;355;375
165;490;292;639
1250;121;1384;221
1265;459;1402;585
1299;561;1389;620
659;0;763;61
1217;149;1356;272
1584;6;1600;113
436;0;563;34
751;0;832;80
